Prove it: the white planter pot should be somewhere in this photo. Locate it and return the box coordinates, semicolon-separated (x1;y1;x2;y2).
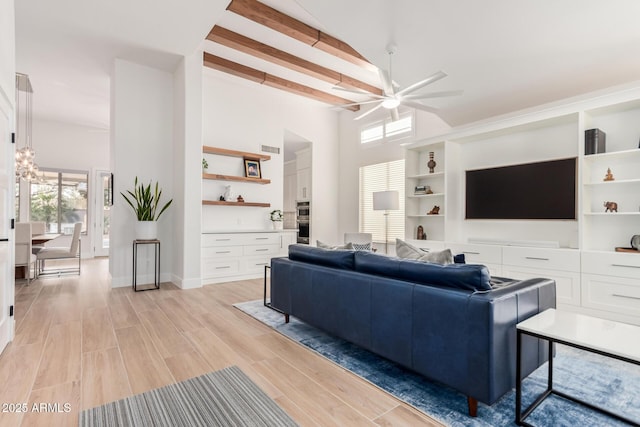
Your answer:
272;221;283;230
135;221;158;240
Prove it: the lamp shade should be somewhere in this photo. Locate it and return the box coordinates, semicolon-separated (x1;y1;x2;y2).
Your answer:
373;190;399;211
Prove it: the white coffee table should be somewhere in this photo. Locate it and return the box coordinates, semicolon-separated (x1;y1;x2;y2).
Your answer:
515;309;640;427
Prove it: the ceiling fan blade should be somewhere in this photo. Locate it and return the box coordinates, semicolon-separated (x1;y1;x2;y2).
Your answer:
338;99;385;108
332;86;385;99
390;107;400;122
354;102;384;120
397;71;447;97
378;69;395;96
402;100;440;114
404;90;464;100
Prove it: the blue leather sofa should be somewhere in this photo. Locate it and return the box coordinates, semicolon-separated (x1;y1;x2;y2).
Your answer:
270;244;556;416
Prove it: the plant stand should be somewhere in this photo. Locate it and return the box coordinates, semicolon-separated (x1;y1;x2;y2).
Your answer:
132;239;160;292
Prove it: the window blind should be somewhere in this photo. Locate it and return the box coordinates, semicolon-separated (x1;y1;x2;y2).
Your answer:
359;159;405;243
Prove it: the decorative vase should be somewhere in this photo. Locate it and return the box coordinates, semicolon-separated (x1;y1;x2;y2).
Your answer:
135;221;158;240
427;152;436;173
272;221;283;230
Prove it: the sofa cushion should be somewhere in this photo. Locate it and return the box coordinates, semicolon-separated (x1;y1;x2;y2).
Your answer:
395;238;422;259
289;244;355;270
317;240;354;250
417;248;453;265
354;251;491;292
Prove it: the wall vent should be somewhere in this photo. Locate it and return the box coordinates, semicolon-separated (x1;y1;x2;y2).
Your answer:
261;145;280;154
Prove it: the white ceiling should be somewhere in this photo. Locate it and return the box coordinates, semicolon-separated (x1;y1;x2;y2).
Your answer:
15;0;640;130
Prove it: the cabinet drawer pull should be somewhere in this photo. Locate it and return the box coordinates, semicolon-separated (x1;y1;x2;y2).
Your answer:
611;264;640;269
215;238;231;241
612;293;640;300
255;237;269;240
255;248;269;252
255;263;268;266
215;266;231;269
463;251;480;255
525;257;549;261
216;251;230;254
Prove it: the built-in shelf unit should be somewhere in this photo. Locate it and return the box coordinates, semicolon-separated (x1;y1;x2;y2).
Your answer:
403;86;640;325
202;145;271;207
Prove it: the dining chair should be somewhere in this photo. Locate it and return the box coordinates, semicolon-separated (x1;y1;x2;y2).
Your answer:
36;222;82;277
30;221;46;255
15;223;37;284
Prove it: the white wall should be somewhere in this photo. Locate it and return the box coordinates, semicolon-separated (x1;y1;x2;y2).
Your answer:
172;50;203;289
110;59;174;287
20;118;110;257
0;0;15;108
337;108;450;243
201;70;340;244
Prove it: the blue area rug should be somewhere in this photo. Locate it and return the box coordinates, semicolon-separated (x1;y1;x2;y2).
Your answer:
235;300;640;427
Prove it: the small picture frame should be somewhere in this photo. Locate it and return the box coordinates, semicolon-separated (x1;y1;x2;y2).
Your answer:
244;159;261;178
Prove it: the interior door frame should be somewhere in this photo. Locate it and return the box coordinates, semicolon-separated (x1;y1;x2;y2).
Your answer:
0;88;15;354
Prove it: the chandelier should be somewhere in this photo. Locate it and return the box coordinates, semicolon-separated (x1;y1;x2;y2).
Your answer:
15;73;39;181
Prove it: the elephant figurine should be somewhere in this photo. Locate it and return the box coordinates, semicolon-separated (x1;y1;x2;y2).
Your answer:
604;201;618;212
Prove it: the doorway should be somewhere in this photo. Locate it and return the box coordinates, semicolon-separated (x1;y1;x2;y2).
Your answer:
94;170;111;257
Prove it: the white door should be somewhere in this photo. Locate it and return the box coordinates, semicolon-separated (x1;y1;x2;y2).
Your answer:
0;96;14;354
94;170;111;257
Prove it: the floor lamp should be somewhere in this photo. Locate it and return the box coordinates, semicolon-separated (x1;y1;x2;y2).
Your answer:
373;190;399;254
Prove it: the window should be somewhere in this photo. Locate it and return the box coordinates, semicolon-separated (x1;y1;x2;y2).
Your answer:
360;112;414;145
359;160;405;243
30;169;88;234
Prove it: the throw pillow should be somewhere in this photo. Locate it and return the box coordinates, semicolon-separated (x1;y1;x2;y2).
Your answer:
395;238;422;259
316;240;354;250
417;248;454;265
453;253;466;264
351;242;371;251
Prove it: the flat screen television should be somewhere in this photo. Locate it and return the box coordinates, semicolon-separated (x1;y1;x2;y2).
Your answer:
465;157;577;220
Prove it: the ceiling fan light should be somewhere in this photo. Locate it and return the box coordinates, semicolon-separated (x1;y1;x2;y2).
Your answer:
382;98;400;109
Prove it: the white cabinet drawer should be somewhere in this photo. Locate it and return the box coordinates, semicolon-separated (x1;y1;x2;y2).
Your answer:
447;243;502;265
243;245;279;256
502;246;580;272
202;246;243;258
582;274;640;317
502;266;581;307
202;259;240;278
581;251;640;279
202;234;243;247
244;234;280;245
244;256;272;274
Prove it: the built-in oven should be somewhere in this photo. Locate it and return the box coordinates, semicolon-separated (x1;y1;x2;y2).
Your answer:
296;201;310;244
296;201;310;218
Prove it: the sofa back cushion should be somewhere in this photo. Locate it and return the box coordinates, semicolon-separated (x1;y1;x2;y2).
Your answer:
354;251;491;292
289;244;355;270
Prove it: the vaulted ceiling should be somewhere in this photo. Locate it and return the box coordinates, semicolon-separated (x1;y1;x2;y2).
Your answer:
15;0;640;129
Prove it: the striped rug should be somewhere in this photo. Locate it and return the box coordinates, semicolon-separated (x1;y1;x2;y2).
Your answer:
79;366;298;427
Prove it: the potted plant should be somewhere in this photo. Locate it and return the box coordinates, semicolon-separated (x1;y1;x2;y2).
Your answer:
202;158;209;173
121;176;173;240
270;209;284;230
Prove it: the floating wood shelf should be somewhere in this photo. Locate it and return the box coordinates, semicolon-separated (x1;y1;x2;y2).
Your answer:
202;146;271;161
202;200;271;207
202;173;271;184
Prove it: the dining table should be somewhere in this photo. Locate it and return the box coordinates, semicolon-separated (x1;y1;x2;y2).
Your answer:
31;233;62;245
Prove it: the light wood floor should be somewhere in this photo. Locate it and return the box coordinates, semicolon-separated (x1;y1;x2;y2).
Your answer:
0;258;444;427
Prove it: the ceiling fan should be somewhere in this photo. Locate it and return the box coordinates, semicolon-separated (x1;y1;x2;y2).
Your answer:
335;48;463;121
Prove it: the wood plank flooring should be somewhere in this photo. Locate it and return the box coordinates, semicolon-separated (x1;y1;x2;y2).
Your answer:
0;258;444;427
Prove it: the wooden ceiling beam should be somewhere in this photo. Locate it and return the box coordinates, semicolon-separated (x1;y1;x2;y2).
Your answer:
207;26;382;96
226;0;375;70
203;52;359;112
